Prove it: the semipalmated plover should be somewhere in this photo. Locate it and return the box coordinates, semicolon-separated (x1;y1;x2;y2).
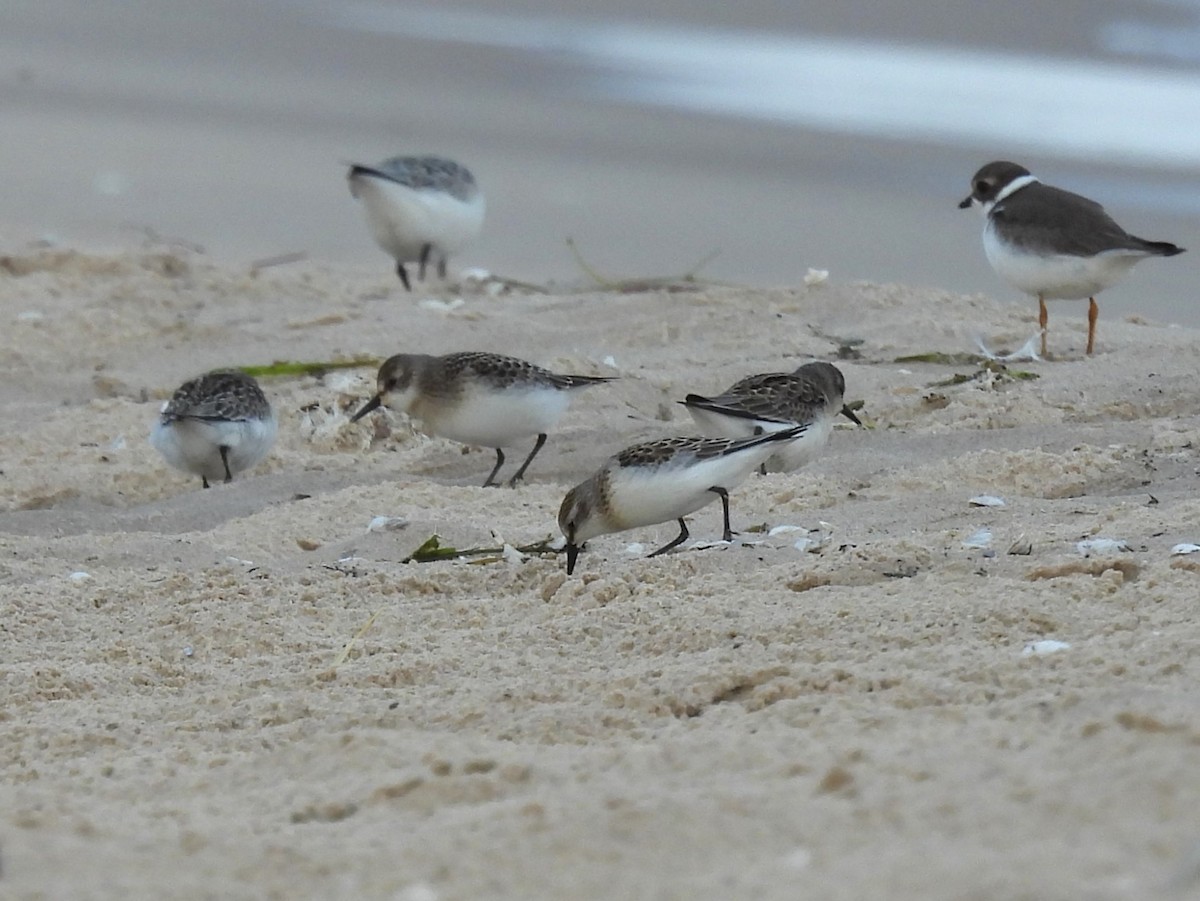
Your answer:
558;425;808;574
679;361;861;473
347;155;485;290
960;160;1184;356
351;352;613;487
150;370;277;489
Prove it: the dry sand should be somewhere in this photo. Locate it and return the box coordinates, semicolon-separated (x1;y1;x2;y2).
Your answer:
2;246;1199;899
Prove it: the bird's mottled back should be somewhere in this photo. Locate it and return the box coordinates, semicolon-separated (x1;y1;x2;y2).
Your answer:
439;352;612;392
615;435;775;468
353;156;479;202
693;361;845;424
161;371;271;423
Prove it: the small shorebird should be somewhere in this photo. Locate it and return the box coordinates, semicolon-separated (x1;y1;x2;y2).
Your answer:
959;160;1184;357
558;425;808;574
150;370;276;489
347;155;485;290
679;361;861;473
351;352;613;487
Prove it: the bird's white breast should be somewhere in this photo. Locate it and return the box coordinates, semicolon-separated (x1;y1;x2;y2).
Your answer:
685;407;834;473
603;444;774;532
354;178;485;262
415;384;571;448
150;415;277;481
983;219;1144;300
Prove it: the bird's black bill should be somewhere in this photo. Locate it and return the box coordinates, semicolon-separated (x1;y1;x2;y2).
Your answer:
350;394;383;423
957;196;973;209
566;542;580;575
840;405;864;426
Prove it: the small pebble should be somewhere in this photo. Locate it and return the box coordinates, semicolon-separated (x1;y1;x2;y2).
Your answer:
1076;538;1130;557
962;528;992;549
969;495;1005;507
1022;640;1071;656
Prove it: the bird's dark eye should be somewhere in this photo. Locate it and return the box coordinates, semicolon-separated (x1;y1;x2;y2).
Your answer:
975;180;989;194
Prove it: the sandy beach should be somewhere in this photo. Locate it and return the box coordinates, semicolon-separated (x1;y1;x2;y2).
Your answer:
2;245;1199;899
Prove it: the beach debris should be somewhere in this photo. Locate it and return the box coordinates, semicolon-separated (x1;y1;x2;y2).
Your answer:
1170;543;1200;556
624;542;646;556
969;495;1005;507
1076;538;1131;557
566;236;726;293
69;571;91;582
962;527;993;549
803;268;829;286
457;269;549;295
689;539;734;551
1022;639;1071;656
366;515;409;533
459;268;515;297
895;351;985;366
323;555;368;578
330;606;384;669
975;332;1043;362
459;267;491;282
501;544;527;564
248;251;307;273
403;534;559;564
1007;535;1033;556
417;297;466;314
807;326;864;359
894;351;1040;387
237;356;380;379
767;524;806;537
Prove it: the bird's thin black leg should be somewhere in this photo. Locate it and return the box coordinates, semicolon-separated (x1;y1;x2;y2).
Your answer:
202;476;211;489
482;448;506;487
508;434;547;487
437;255;448;280
220;446;233;483
709;486;733;541
648;518;690;557
396;261;412;291
418;244;432;281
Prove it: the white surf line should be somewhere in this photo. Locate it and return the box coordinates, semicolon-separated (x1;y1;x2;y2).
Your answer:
312;3;1200;169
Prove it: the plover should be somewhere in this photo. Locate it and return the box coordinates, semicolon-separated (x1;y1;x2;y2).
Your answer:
351;352;613;487
960;160;1184;356
679;361;861;473
347;155;485;290
150;370;276;489
558;425;808;574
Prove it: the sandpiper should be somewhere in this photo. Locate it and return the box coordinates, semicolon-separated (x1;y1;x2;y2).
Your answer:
558;425;807;574
347;155;485;290
680;361;861;473
352;351;613;487
150;370;276;489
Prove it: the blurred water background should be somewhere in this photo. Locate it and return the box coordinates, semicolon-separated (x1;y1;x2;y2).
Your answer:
3;1;1198;322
